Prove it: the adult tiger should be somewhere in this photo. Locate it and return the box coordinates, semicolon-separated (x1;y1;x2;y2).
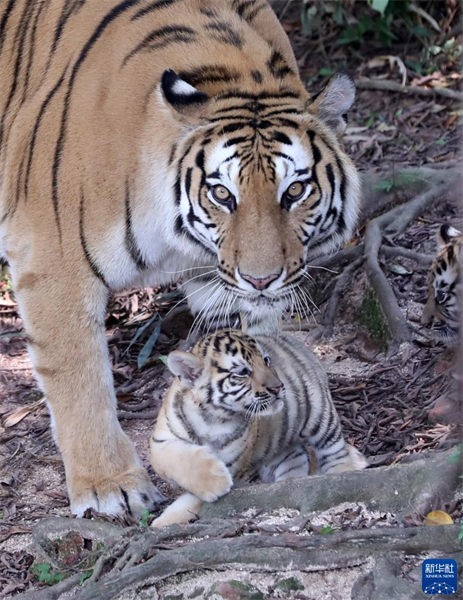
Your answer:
0;0;360;517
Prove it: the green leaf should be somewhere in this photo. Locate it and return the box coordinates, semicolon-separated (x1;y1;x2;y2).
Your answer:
319;67;336;77
79;571;93;586
32;563;67;586
126;314;159;353
274;577;305;591
449;444;462;464
137;317;161;369
320;525;335;534
369;0;389;15
159;355;168;365
458;523;463;544
375;180;394;192
138;508;155;527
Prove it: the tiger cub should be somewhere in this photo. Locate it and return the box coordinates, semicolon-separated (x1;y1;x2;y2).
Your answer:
422;225;462;342
150;330;367;528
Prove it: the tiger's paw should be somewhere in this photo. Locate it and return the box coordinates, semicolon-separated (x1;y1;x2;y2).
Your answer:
324;444;368;474
188;447;233;502
70;468;165;518
151;493;202;529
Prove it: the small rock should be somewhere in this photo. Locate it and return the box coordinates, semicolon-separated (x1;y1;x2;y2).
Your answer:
208;580;264;600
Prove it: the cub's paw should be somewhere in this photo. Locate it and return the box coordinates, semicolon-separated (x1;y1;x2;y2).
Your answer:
324;445;368;474
70;468;165;518
151;493;202;529
188;447;233;502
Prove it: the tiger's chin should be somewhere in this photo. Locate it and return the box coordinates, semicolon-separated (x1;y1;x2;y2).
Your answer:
257;399;285;417
237;293;290;333
244;398;285;418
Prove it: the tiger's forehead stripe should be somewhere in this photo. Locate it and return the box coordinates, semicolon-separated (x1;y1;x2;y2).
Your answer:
131;0;182;21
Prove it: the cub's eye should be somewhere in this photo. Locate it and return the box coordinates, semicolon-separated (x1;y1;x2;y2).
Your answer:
263;356;271;367
234;366;251;377
285;181;306;202
210;184;234;206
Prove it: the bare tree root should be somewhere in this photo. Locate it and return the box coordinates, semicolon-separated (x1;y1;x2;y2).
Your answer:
311;243;364;271
117;409;160;420
307;166;457;344
322;256;365;337
364;179;451;344
19;448;460;599
356;77;463;102
365;219;411;343
86;526;463;600
381;246;434;266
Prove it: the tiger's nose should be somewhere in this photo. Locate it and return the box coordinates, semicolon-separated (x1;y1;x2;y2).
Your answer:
239;270;281;290
267;383;283;396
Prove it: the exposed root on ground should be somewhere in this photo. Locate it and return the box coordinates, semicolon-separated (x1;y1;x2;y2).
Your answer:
18;449;460;599
356;77;463;102
309;166;458;344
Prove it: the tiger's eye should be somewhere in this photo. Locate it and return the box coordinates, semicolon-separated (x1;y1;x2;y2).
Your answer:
211;185;232;203
286;181;305;200
235;366;251;377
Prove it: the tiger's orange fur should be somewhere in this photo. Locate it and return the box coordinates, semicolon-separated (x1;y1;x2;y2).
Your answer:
0;0;360;516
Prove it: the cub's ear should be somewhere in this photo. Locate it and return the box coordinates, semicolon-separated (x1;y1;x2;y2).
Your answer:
160;69;209;122
438;224;461;248
167;350;204;386
307;73;355;136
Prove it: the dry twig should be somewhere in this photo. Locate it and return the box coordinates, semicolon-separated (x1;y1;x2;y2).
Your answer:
356;77;463;102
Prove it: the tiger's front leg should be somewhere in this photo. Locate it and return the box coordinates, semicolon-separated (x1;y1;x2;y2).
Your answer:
150;438;232;502
11;255;162;517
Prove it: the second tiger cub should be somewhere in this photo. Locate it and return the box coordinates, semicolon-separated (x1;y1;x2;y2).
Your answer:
150;330;367;528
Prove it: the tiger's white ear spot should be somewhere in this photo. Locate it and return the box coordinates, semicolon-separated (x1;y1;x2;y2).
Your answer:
438;224;461;248
308;73;355;136
167;351;203;386
160;69;209;115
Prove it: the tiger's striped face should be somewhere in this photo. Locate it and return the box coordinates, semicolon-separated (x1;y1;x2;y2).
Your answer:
172;330;284;417
424;225;461;341
165;74;360;320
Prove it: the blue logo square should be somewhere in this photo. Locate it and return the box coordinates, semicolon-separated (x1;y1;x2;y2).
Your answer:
422;559;458;595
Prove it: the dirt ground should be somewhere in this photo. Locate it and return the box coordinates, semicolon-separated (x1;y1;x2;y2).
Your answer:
0;3;462;597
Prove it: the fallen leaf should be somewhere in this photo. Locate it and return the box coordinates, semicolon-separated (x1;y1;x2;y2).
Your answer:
386;263;413;276
3;398;45;427
367;55;407;86
424;510;454;526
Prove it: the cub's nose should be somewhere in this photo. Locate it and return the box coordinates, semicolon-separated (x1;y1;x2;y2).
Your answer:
239;271;281;290
267;383;284;396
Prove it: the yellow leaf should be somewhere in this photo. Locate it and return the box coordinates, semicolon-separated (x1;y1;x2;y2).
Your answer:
425;510;454;526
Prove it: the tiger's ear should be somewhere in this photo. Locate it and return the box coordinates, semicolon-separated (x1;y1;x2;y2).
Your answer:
167;350;204;386
307;73;355;136
160;69;209;123
438;224;461;249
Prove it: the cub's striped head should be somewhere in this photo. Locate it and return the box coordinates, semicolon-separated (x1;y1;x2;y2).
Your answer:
160;70;360;320
422;224;462;342
167;330;284;417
